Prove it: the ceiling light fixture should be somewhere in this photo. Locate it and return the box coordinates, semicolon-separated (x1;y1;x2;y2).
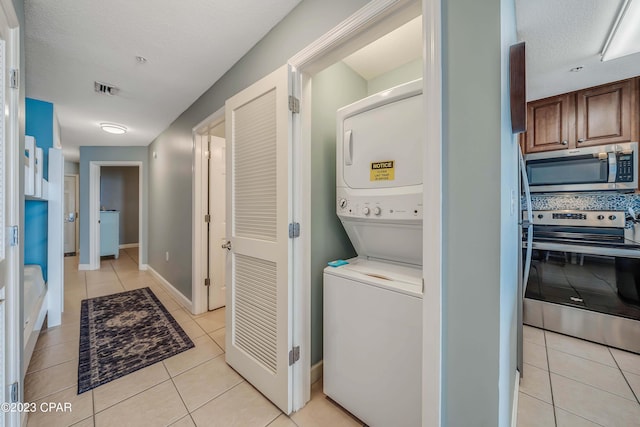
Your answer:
100;123;127;135
601;0;640;61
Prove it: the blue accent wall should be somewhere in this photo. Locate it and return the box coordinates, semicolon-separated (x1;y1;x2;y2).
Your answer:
25;98;54;281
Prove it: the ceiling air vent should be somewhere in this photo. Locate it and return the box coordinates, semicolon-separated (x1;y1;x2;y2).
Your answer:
94;81;119;96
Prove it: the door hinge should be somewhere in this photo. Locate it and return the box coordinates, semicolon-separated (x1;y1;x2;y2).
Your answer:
9;225;18;246
9;382;18;403
422;278;425;293
204;278;211;287
288;95;300;114
204;214;211;223
288;346;300;366
288;222;300;238
10;69;19;89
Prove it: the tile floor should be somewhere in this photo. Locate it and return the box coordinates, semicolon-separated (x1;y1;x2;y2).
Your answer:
26;249;640;426
518;324;640;427
25;249;363;427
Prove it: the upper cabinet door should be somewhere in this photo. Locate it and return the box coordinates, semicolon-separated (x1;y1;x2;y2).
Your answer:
576;80;635;147
525;94;574;153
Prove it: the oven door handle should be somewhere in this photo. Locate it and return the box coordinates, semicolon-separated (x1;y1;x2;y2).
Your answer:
531;241;640;259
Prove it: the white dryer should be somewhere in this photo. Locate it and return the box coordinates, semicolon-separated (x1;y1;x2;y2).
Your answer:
323;79;424;427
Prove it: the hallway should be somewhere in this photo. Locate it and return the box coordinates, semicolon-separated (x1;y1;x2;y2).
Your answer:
24;250;361;427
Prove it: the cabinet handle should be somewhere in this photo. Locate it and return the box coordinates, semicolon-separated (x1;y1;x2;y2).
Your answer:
562;140;568;145
577;139;585;143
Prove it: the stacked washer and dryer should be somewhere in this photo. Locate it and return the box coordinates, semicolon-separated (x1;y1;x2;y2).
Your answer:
323;79;424;427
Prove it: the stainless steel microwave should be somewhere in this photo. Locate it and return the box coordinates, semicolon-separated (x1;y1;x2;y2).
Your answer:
525;142;638;193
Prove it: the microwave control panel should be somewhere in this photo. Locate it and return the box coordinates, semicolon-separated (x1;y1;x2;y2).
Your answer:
616;153;634;182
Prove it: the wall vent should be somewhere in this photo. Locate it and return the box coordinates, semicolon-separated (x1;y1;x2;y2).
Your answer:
94;81;119;96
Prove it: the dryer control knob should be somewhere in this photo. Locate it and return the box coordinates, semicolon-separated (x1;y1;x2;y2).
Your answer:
373;206;381;216
338;198;347;209
609;215;617;221
362;207;370;216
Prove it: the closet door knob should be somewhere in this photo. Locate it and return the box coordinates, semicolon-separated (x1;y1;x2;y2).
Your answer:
221;241;232;251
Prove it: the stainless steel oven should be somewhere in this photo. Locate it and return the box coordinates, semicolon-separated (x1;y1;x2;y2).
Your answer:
523;209;640;353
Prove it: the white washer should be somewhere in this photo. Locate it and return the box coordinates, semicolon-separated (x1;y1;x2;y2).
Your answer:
323;258;422;427
324;79;424;426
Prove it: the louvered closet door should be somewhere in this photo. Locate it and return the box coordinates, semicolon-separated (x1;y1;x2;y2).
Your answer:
225;64;293;414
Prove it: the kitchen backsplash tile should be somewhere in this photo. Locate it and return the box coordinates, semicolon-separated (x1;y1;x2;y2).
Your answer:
524;193;640;212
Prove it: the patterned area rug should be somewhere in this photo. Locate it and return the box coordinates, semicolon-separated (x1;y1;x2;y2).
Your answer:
78;287;194;393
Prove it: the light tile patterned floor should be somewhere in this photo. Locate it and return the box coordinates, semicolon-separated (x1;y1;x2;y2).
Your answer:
518;325;640;427
25;249;363;427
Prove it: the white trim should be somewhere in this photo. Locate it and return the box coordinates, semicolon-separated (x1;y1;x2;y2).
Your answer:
422;0;442;426
139;263;149;271
118;243;139;249
89;161;143;270
512;372;520;427
310;361;323;385
191;107;225;315
78;264;91;271
146;265;193;312
289;0;420;73
47;149;65;327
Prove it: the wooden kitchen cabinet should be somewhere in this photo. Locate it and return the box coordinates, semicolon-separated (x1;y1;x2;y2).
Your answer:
524;77;639;153
525;94;574;153
575;79;636;147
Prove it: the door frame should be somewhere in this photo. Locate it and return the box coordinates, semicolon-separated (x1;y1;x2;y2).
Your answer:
287;0;440;416
89;161;144;270
64;173;80;254
1;0;21;424
192;107;225;315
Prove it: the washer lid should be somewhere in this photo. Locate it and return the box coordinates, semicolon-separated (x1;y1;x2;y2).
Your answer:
340;218;422;266
324;257;423;298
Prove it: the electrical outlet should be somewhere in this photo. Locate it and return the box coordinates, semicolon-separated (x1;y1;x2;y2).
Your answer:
165;251;169;261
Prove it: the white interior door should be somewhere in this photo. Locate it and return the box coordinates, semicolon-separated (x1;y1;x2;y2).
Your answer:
225;64;293;414
0;4;20;424
0;37;7;415
64;175;77;254
208;135;226;310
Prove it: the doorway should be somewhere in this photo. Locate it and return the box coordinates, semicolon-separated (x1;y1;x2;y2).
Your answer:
64;174;79;255
192;112;227;313
88;161;143;270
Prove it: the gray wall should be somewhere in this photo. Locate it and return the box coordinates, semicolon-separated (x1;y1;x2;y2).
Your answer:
367;58;422;94
64;161;79;175
100;166;140;245
79;147;148;265
310;61;363;365
147;0;369;300
441;0;518;425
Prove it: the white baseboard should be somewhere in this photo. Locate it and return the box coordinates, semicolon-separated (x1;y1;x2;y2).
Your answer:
512;370;520;427
311;360;323;385
139;263;149;271
146;265;193;312
119;243;139;249
78;264;91;271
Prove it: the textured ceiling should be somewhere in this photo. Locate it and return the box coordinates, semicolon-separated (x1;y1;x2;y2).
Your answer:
25;0;301;161
516;0;640;101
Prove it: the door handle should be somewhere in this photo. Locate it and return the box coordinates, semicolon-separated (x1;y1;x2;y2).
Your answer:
221;241;232;251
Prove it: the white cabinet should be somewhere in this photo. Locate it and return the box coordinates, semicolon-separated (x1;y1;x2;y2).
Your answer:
100;211;120;258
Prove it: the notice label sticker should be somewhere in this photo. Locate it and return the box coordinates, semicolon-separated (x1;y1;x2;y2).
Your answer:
370;160;395;181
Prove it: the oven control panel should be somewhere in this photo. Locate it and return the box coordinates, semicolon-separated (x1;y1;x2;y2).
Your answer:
527;210;626;228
